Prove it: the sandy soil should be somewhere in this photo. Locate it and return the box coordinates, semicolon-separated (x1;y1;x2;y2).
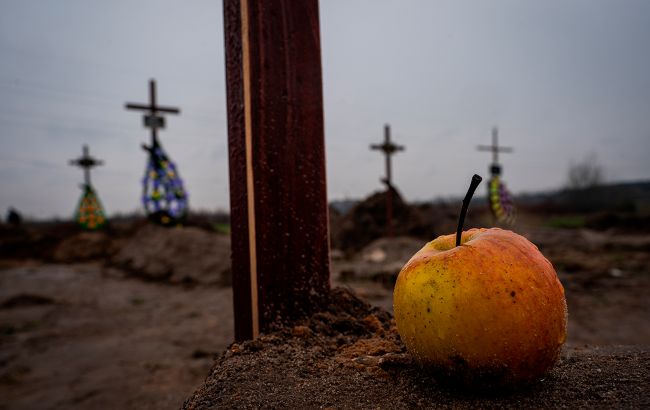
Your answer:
186;343;649;408
0;262;233;410
183;289;649;409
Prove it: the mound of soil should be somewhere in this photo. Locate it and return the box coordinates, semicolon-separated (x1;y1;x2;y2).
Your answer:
1;222;233;286
111;225;231;285
332;236;424;285
184;288;649;409
331;188;412;252
0;223;79;261
330;189;481;253
53;231;113;262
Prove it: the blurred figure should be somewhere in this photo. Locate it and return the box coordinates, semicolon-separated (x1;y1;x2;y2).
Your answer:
6;207;22;226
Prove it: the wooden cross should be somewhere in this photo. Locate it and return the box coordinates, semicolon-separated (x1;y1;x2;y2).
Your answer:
224;0;330;341
477;126;513;176
125;79;180;146
69;145;103;187
370;124;404;188
370;124;404;236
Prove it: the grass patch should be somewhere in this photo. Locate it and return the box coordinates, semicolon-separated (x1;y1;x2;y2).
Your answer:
545;215;586;229
214;222;231;235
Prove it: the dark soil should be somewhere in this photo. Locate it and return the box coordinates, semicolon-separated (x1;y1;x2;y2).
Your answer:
184;289;649;409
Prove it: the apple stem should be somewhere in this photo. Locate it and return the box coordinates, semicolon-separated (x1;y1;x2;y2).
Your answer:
456;174;483;247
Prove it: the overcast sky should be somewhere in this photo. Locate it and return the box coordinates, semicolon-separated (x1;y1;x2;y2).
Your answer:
1;0;649;219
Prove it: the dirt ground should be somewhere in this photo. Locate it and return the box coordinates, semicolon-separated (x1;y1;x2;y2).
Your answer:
1;223;649;409
186;343;649;408
0;262;233;410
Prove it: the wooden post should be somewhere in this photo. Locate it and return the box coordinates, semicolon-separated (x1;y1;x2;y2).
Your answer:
223;0;330;341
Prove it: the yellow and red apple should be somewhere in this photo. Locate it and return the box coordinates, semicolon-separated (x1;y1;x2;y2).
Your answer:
393;227;567;386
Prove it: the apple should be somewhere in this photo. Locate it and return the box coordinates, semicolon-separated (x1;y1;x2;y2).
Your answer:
393;175;567;386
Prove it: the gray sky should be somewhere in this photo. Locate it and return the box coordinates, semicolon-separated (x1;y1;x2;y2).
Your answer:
1;0;649;219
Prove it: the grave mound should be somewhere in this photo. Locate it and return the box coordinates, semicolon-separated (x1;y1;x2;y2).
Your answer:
332;188;463;253
53;231;113;262
111;225;231;285
183;288;649;409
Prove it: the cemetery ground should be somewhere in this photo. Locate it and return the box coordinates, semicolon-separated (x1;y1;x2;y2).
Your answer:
1;206;649;409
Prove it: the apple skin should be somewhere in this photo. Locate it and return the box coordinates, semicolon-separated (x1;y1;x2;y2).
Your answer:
393;228;567;386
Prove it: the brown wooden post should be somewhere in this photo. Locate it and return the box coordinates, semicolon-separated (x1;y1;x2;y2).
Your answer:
223;0;331;341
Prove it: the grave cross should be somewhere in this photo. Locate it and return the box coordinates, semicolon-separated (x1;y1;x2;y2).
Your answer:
224;0;330;341
125;79;180;146
477;126;513;176
370;124;404;236
370;124;404;188
69;145;103;187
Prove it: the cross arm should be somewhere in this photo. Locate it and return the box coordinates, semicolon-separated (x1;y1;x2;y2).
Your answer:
371;143;405;153
69;158;104;167
124;103;181;114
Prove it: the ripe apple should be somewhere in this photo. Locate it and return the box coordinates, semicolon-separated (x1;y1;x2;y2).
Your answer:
393;176;567;386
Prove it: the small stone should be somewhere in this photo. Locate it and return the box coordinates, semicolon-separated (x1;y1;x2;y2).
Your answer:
378;353;412;369
363;248;387;263
230;343;241;355
353;355;381;367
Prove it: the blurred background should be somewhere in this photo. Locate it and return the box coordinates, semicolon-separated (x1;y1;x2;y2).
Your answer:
1;1;649;409
1;0;649;218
